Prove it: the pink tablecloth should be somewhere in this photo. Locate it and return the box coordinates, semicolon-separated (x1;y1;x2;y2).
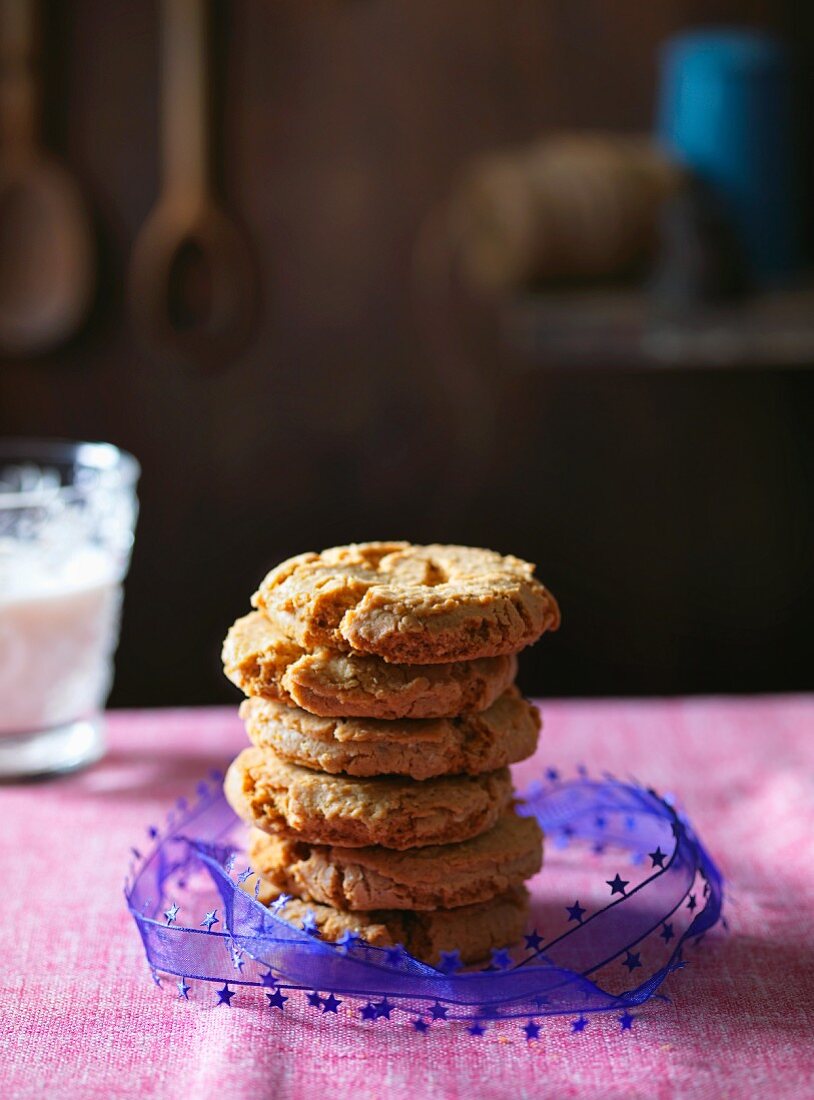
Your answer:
2;696;813;1099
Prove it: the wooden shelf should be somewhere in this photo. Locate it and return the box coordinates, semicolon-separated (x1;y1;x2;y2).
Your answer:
503;286;814;369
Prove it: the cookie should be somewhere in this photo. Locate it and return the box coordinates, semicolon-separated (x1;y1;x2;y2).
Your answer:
251;885;530;967
240;687;540;779
223;610;518;719
224;746;512;849
253;542;560;664
248;809;542;910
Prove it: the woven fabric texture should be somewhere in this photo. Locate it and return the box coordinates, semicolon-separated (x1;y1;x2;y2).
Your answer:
1;696;812;1100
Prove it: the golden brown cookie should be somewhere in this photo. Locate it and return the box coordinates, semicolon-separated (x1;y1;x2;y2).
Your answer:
253;542;559;664
251;885;530;967
225;746;512;849
223;610;518;719
248;809;542;910
240;687;540;779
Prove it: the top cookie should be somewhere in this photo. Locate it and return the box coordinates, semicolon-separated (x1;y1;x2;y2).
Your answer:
253;542;560;664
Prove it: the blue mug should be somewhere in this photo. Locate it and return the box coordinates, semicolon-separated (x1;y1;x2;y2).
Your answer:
657;28;802;283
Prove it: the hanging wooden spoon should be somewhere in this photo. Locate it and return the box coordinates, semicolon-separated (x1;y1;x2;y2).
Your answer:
0;0;95;356
129;0;256;370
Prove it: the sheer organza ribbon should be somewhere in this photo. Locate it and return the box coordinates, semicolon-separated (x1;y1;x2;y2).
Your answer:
126;768;723;1028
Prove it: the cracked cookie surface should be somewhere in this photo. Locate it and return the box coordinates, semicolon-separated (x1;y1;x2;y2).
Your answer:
225;746;512;849
223;610;518;718
248;809;542;910
240;687;540;779
253;542;560;664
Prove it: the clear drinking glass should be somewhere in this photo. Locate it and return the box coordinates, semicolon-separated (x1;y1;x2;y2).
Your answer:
0;439;139;778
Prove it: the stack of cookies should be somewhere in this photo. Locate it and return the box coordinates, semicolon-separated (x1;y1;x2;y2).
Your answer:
222;542;559;966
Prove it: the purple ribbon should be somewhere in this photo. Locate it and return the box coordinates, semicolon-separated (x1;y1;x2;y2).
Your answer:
125;768;723;1024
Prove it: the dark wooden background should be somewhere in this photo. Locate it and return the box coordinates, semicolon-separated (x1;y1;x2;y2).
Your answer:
2;1;813;705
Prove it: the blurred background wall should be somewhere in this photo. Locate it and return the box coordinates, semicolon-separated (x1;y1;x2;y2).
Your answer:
1;0;813;705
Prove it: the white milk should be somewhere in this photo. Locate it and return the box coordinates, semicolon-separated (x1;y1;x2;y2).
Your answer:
0;546;122;737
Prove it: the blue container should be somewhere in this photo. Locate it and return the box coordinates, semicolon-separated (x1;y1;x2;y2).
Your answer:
657;29;801;283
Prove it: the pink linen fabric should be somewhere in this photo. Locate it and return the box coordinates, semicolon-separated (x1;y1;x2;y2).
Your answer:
1;696;813;1100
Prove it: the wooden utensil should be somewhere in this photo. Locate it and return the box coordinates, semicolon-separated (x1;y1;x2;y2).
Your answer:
0;0;95;356
129;0;256;370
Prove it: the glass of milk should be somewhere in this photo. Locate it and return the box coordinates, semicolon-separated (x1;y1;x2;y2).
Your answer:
0;439;139;778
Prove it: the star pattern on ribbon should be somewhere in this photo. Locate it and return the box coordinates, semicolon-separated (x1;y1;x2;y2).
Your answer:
567;900;586;923
523;1020;541;1041
430;1002;448;1021
335;929;360;953
176;978;191;1000
649;846;667;868
490;948;512;970
524;930;544;951
164;902;180;924
200;910;218;931
607;874;629;897
301;910;320;935
265;988;288;1011
216;983;235;1006
571;1016;587;1033
619;1011;635;1030
437;949;461;974
622;951;642;972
